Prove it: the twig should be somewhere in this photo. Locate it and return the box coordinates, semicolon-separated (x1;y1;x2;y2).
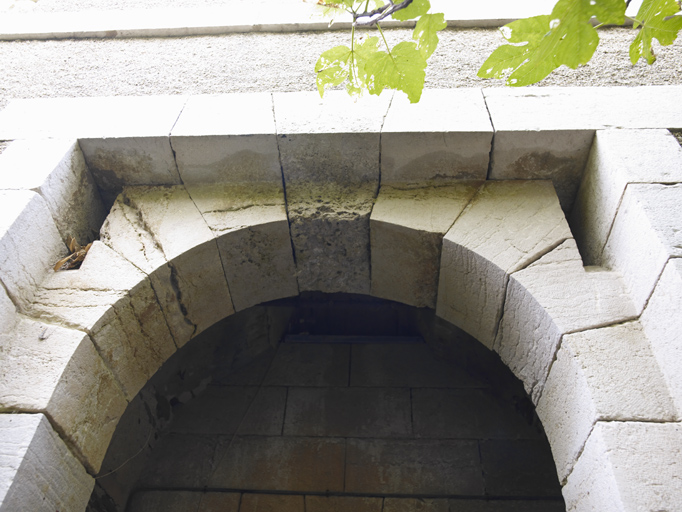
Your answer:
353;0;414;26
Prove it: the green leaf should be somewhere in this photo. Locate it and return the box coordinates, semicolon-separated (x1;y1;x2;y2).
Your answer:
315;45;352;97
630;0;682;64
365;41;427;102
413;12;447;58
478;0;624;86
391;0;430;21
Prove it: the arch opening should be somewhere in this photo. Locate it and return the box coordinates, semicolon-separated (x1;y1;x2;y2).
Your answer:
89;293;565;512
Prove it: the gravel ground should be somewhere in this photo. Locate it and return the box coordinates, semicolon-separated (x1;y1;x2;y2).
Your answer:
1;27;681;112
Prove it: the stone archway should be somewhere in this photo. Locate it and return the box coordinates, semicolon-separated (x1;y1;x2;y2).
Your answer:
1;90;681;512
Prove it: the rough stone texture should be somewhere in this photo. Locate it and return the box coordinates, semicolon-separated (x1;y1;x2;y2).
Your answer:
448;500;566;512
345;439;484;495
436;181;571;348
0;414;94;512
0;317;127;473
306;495;383;512
495;239;636;402
602;183;682;314
242;493;304;512
570;129;682;265
100;185;235;347
128;490;241;512
537;321;677;483
0;190;66;309
171;92;281;184
0;286;15;336
186;183;298;311
381;89;492;182
640;258;682;413
370;182;481;308
564;421;682;511
265;342;350;387
274;91;390;294
28;241;176;400
0;138;107;245
383;498;449;512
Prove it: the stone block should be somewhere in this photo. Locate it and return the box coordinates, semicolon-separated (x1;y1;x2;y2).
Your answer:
436;181;572;348
0;318;128;473
264;342;350;387
100;185;235;347
480;439;562;497
641;258;682;413
370;182;482;308
383;498;449;512
495;239;636;402
0;190;66;309
381;89;492;182
306;496;383;512
283;387;412;438
602;183;682;314
128;491;241;512
537;321;677;483
0;286;15;336
241;494;304;512
171;93;281;184
171;385;286;436
186;183;298;311
210;436;346;492
0;414;94;512
564;421;682;512
569;129;682;265
350;342;481;388
412;388;541;440
29;241;176;399
346;439;484;495
274;91;390;294
0;138;107;245
448;500;565;512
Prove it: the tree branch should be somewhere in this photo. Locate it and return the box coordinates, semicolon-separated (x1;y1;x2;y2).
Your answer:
353;0;414;26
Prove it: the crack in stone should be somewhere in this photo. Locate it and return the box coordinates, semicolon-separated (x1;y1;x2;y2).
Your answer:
481;90;496;181
167;261;197;338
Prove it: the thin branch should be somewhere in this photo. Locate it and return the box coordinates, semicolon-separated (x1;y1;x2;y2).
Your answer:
353;0;414;26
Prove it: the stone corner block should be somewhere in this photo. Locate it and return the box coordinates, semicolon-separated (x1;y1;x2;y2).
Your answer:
0;138;107;245
0;317;128;474
370;182;482;308
564;421;682;512
0;413;94;512
381;89;492;182
537;321;677;483
569;129;682;266
436;180;571;348
171;93;281;184
641;257;682;414
602;183;682;314
0;190;66;309
494;239;636;401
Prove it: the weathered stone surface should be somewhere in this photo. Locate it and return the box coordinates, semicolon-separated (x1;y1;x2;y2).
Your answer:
383;498;449;512
0;318;127;473
274;91;390;294
128;490;241;512
570;129;682;265
210;436;346;492
480;439;563;497
283;387;412;438
0;287;15;336
306;495;383;512
381;89;492;182
564;421;682;511
436;181;571;348
186;183;298;311
101;185;234;346
0;138;107;245
495;239;636;402
0;190;66;309
0;414;94;512
640;258;682;413
242;493;304;512
537;321;677;483
371;182;481;308
345;439;484;495
171;93;281;184
448;500;565;512
602;183;682;314
29;241;176;399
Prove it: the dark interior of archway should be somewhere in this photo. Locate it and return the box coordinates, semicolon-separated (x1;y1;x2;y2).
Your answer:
88;293;565;512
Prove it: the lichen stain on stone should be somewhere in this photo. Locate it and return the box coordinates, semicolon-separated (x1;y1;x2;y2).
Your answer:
510;152;578;179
